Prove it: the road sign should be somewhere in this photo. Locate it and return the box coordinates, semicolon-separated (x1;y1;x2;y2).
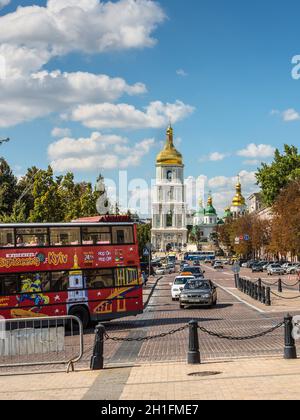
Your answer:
235;237;240;245
244;235;250;241
143;248;150;257
232;263;241;274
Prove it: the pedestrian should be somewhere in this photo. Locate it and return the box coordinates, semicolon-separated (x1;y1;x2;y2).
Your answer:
142;271;148;287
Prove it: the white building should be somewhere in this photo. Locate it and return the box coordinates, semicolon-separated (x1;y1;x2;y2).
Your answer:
151;126;188;251
192;195;219;242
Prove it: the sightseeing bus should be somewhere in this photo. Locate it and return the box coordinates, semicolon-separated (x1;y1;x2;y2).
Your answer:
184;251;216;262
0;216;143;328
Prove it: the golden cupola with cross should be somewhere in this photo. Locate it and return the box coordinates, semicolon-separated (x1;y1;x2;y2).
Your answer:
156;125;183;166
230;176;247;219
232;176;246;207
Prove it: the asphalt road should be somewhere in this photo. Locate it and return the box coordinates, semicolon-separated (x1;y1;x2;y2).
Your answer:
96;264;300;367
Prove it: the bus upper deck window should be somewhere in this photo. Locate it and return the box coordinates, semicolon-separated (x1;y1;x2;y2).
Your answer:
50;228;80;246
82;227;111;245
0;228;14;247
15;228;48;247
112;226;133;244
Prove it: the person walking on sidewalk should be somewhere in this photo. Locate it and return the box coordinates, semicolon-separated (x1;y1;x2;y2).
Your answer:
142;271;148;287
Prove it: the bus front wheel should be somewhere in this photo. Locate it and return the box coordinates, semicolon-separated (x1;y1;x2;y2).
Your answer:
68;306;90;330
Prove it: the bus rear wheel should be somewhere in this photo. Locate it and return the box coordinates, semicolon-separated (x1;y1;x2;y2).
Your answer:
68;306;90;330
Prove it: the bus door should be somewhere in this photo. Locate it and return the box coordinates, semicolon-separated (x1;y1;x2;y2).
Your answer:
67;270;88;306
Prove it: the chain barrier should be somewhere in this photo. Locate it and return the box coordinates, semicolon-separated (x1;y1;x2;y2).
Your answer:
281;280;300;288
197;322;284;341
94;322;284;344
271;291;300;300
104;325;189;342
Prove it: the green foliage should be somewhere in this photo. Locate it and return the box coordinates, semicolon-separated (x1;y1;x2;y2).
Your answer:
0;159;111;223
137;223;151;258
256;145;300;206
0;158;18;216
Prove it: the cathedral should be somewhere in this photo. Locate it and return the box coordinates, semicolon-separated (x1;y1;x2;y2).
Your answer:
151;126;188;251
151;127;248;251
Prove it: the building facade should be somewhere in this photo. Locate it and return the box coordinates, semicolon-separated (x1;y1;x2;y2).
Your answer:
192;195;219;242
151;126;188;251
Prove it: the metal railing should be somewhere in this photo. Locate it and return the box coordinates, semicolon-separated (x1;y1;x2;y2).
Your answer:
0;316;83;373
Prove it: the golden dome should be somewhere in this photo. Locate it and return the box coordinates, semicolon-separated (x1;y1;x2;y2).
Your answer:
232;178;246;207
156;126;183;166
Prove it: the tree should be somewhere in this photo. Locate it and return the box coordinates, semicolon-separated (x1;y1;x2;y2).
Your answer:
256;145;300;206
0;158;18;216
137;223;151;258
16;166;40;220
29;166;64;222
269;179;300;259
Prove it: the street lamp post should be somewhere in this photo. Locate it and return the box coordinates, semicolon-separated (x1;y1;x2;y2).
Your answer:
0;138;10;146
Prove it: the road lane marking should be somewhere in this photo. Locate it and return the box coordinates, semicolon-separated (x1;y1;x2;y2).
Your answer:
214;282;266;314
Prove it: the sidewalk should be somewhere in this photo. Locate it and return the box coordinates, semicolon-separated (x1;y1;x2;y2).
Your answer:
1;357;300;400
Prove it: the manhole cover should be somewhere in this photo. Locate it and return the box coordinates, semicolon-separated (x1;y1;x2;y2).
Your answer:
188;371;221;377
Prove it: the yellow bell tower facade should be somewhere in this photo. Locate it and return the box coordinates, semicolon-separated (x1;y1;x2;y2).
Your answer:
151;126;188;252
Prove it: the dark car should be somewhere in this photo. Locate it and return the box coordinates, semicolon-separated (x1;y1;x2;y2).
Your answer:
252;263;264;273
179;279;217;308
184;266;205;279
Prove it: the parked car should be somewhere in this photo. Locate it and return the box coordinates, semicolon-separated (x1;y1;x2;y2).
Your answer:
286;264;300;275
179;279;217;308
214;261;224;269
252;263;264;273
155;267;166;276
170;275;195;300
267;264;285;276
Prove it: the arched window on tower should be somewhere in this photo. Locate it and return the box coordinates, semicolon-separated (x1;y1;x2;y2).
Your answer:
166;211;173;227
167;170;173;182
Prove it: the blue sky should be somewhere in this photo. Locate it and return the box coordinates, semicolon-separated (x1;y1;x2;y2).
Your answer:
0;0;300;214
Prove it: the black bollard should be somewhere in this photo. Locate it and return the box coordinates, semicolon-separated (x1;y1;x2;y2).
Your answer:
284;314;297;360
266;287;271;306
278;279;282;293
258;278;262;289
188;320;201;364
254;284;258;301
258;284;262;302
90;324;106;370
261;286;266;304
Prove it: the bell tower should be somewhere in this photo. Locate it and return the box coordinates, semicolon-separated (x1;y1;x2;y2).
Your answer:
151;126;188;252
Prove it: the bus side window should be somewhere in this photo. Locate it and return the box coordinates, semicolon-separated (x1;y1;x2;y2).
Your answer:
0;275;19;295
0;228;14;248
112;227;133;244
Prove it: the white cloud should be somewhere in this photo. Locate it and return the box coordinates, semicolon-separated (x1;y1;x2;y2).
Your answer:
0;70;146;127
243;159;260;166
48;131;155;171
0;0;165;57
68;100;195;130
206;171;257;213
176;69;188;77
199;152;229;163
282;108;300;122
51;127;72;138
208;152;228;161
0;0;164;128
237;143;275;159
0;0;10;9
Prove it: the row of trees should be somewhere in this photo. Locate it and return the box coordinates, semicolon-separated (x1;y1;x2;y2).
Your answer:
218;145;300;259
0;158;152;256
0;159;110;223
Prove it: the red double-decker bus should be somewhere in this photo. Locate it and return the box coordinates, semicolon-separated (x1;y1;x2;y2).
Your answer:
0;217;143;328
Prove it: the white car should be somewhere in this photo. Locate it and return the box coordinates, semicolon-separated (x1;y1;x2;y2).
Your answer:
286;264;300;275
155;267;166;275
170;275;195;301
267;264;285;276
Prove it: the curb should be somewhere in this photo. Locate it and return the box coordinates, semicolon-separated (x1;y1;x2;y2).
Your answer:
144;276;163;309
